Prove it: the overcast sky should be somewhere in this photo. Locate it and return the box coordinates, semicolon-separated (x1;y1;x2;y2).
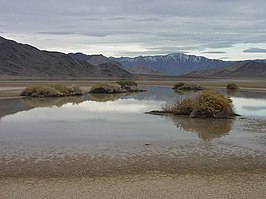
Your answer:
1;0;266;60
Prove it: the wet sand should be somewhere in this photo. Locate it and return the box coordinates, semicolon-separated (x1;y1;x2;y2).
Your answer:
1;172;266;199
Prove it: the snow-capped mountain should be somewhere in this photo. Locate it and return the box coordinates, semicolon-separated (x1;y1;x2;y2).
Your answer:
111;53;231;75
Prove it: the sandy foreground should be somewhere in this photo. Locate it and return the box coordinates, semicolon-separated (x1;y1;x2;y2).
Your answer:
1;172;266;199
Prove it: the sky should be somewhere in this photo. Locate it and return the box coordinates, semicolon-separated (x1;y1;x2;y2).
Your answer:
1;0;266;60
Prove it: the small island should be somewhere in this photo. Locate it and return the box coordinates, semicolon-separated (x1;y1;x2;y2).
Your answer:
20;84;83;97
148;89;238;119
90;80;146;94
173;82;205;91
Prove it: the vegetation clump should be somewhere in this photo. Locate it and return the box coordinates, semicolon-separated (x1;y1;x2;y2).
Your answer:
90;81;145;93
161;89;236;119
117;80;140;92
90;83;126;94
173;82;204;91
226;83;239;90
20;84;83;97
117;80;138;88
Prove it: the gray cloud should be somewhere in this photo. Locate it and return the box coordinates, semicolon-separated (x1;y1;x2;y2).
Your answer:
38;31;76;35
203;51;226;54
243;48;266;53
1;0;266;59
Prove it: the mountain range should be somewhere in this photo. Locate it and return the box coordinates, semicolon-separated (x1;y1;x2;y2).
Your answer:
184;61;266;78
0;36;265;79
111;53;231;75
0;36;131;79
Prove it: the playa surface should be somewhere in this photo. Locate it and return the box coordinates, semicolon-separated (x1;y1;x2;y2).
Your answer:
1;172;266;199
0;78;266;99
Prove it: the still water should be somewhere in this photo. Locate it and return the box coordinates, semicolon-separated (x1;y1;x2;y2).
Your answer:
0;87;265;177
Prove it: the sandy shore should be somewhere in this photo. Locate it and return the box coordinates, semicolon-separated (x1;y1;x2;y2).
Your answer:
0;79;266;99
1;171;265;199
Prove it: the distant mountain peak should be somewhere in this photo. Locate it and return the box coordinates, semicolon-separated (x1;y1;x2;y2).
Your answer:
111;53;229;75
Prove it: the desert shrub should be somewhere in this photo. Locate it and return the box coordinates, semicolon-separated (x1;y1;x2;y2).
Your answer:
166;89;235;118
117;80;138;88
173;82;204;90
226;83;239;90
90;83;125;93
191;90;234;118
20;84;82;97
173;82;185;89
163;98;193;115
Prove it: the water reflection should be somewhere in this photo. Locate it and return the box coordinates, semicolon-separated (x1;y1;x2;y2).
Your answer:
89;93;132;102
231;97;266;118
22;96;84;108
167;115;234;142
226;89;239;96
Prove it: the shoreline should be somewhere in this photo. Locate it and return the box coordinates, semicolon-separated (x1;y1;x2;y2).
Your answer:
0;79;266;99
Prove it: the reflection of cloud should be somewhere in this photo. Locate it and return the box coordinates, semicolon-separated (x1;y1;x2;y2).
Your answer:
168;116;233;141
89;93;129;102
4;99;164;122
231;97;266;118
74;99;163;113
242;106;266;111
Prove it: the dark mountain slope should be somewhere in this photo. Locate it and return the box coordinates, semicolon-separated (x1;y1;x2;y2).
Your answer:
184;61;266;78
0;36;132;79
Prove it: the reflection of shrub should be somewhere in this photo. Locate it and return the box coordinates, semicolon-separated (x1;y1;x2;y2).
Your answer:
20;84;83;97
226;88;239;96
226;83;239;90
169;116;233;141
164;89;235;118
173;82;204;90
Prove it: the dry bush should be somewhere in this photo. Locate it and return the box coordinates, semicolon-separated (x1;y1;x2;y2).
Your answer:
20;84;82;97
166;89;235;118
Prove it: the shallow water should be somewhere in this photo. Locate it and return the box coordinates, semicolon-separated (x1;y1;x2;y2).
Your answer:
0;87;265;177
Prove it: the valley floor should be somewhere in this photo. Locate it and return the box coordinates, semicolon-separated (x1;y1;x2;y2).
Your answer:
0;78;266;98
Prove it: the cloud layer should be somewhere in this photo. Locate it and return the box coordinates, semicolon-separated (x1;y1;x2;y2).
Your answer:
1;0;266;60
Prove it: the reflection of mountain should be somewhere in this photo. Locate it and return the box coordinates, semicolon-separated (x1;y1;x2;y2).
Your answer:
0;93;136;118
168;116;233;141
21;96;85;108
0;98;33;119
89;93;133;102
